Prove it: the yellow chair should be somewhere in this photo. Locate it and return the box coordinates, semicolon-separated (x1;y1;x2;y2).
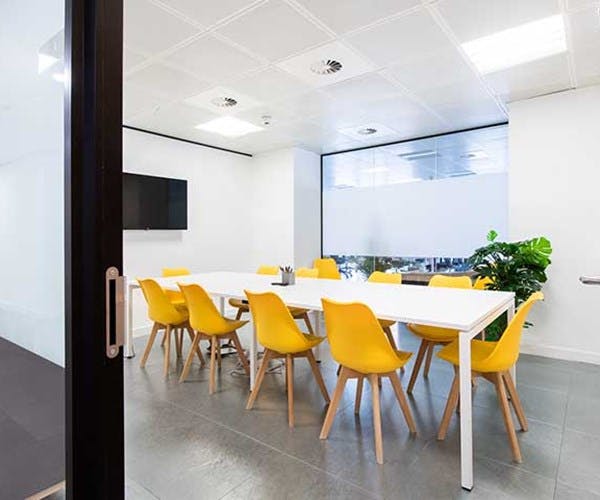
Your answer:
436;292;544;463
160;267;191;350
314;258;341;280
296;267;319;278
406;274;473;394
320;299;416;464
473;276;494;290
245;290;329;428
138;278;204;377
368;271;402;349
178;284;250;394
229;265;279;319
230;265;316;334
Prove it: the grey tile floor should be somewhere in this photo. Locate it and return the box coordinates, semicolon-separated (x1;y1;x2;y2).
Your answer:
0;338;64;500
124;324;600;500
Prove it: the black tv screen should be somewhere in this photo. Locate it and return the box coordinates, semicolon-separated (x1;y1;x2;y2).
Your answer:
123;173;187;230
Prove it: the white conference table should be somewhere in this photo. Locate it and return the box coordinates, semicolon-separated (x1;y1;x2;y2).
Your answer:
125;271;514;491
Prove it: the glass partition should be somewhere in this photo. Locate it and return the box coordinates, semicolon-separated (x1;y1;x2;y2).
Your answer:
322;125;508;280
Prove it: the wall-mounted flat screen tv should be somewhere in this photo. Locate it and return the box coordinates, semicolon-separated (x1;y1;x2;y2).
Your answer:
123;173;187;230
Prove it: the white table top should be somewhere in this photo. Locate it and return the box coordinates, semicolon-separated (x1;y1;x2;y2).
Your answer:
134;271;514;333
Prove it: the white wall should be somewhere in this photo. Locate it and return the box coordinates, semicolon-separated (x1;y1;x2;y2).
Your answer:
248;147;321;270
323;173;508;257
124;128;254;331
0;0;65;365
248;148;295;268
509;85;600;364
293;148;321;268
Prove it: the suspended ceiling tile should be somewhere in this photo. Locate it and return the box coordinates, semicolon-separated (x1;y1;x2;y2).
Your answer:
321;73;403;105
216;0;332;62
185;86;263;115
294;0;420;35
346;9;449;67
159;0;259;27
228;67;311;103
124;47;146;72
163;34;264;82
126;63;212;100
124;0;199;54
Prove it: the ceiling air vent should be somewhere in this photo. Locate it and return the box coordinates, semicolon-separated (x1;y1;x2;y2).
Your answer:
210;96;238;108
357;127;377;135
310;59;343;75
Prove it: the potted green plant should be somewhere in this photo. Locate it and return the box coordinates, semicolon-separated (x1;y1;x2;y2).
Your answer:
469;230;552;340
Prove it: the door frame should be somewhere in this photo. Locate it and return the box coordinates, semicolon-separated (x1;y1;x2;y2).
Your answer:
64;0;124;497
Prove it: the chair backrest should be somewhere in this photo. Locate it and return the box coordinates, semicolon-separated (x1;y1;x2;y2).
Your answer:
473;276;494;290
313;258;341;280
178;283;231;335
257;265;279;275
368;271;402;284
429;274;472;289
321;298;403;374
138;278;184;325
245;290;311;353
483;292;544;371
162;267;191;277
296;267;319;278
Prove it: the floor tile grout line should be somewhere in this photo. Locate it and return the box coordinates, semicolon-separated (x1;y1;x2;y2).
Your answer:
552;372;572;499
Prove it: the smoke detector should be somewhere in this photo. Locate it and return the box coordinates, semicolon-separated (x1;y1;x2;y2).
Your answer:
310;59;343;75
210;96;238;108
357;127;377;136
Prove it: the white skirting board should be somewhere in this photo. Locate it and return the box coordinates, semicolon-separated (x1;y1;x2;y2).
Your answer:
520;342;600;366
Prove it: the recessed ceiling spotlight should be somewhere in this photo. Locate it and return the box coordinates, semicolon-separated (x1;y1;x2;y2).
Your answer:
310;59;343;75
357;127;377;135
210;96;238;108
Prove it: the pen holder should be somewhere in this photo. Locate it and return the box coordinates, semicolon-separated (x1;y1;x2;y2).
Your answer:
281;270;295;285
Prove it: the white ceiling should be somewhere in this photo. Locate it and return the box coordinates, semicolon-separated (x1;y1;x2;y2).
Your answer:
123;0;600;155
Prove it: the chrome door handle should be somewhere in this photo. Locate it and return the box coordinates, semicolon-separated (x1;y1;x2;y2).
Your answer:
106;266;125;358
580;276;600;285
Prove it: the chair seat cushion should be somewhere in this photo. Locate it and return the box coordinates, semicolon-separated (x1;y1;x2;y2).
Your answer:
437;339;498;372
349;349;412;375
407;323;459;342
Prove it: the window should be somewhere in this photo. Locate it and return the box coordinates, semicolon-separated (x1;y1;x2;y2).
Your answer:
322;125;508;280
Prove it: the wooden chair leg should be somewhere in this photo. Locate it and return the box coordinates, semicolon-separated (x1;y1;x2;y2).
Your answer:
389;371;417;434
209;336;217;394
306;350;330;403
175;328;183;358
503;371;528;431
179;332;202;383
301;313;315;335
160;330;167;348
383;326;398;350
140;323;160;368
320;367;349;439
186;326;205;367
286;354;295;428
163;325;172;377
216;338;222;369
246;349;272;410
230;332;250;376
423;342;434;378
369;374;384;464
407;340;428;394
494;372;522;463
354;376;364;415
437;373;459;440
235;308;243;321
